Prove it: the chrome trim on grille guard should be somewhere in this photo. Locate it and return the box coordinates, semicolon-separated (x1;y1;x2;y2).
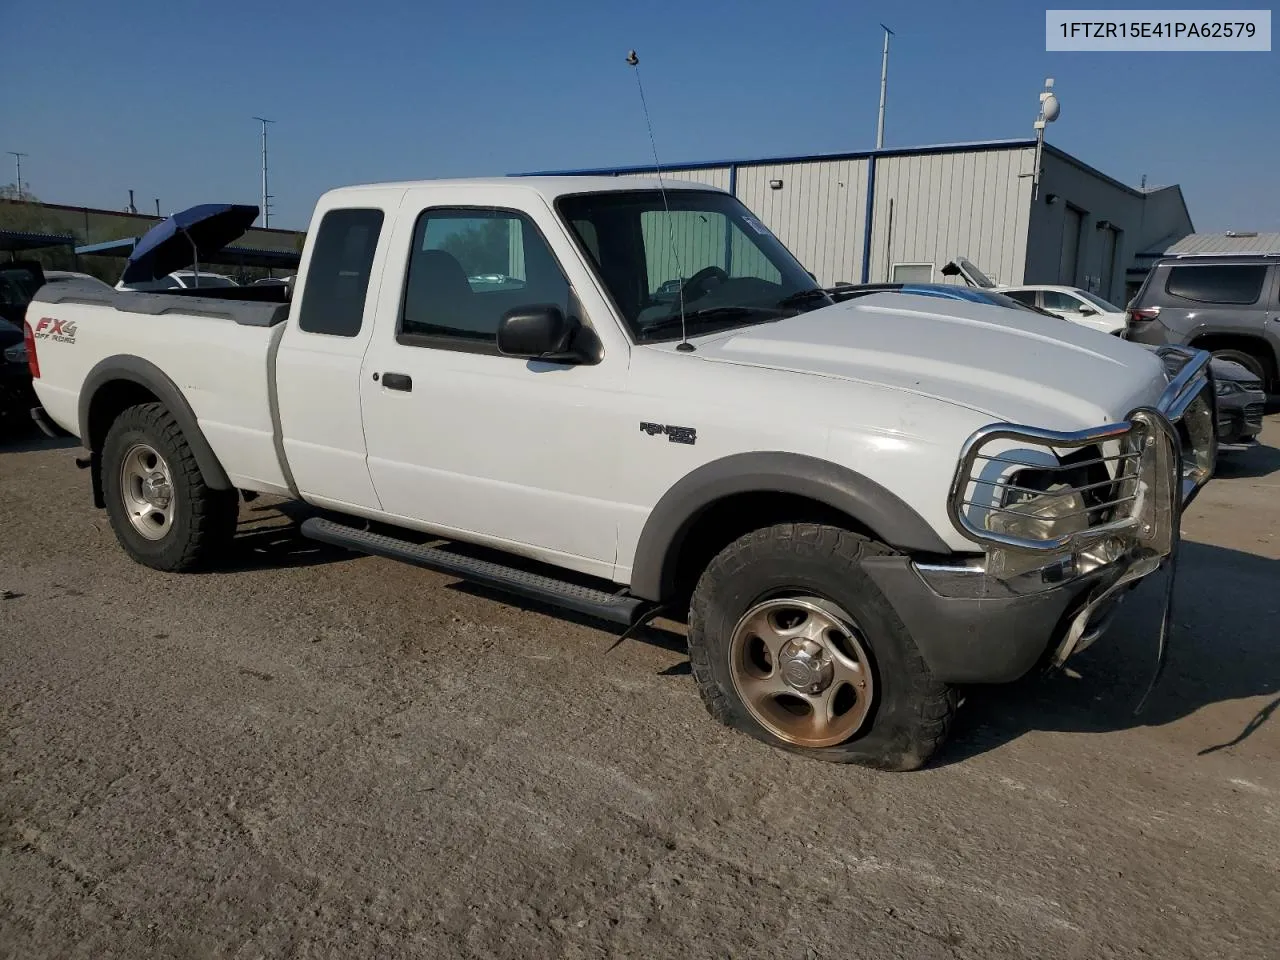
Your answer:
946;347;1215;578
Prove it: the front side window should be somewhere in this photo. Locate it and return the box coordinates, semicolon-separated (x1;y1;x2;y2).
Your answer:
1165;264;1266;305
297;208;385;337
557;190;827;343
1041;290;1086;312
400;208;569;346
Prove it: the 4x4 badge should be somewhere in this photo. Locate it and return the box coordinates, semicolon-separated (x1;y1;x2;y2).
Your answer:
640;422;696;445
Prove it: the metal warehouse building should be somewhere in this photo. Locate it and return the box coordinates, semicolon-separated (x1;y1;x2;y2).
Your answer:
527;138;1193;307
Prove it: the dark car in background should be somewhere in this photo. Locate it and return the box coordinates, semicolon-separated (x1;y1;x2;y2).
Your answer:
0;262;44;427
1124;253;1279;397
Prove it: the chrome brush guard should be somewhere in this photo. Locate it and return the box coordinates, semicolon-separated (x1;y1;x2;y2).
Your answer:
945;347;1216;708
947;347;1215;577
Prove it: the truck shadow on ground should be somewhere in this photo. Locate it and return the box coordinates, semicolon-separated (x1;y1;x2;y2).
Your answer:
0;427;79;454
936;540;1280;766
219;501;353;571
1214;441;1280;480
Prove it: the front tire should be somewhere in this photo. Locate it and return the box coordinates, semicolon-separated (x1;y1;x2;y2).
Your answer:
687;523;956;770
101;402;239;571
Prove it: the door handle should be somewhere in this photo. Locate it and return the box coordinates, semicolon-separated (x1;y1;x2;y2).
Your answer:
381;372;413;392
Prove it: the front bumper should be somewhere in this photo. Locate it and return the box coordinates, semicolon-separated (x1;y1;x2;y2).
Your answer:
1216;393;1266;448
863;555;1107;683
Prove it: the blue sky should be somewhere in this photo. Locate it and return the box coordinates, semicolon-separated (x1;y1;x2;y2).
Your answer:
6;0;1277;231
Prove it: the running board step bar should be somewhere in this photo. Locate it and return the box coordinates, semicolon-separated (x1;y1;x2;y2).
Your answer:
300;517;645;626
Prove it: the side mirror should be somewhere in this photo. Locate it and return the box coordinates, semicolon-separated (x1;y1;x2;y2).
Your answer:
1078;306;1098;316
497;305;582;361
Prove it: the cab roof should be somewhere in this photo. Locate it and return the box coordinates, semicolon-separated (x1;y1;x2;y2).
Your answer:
321;176;722;202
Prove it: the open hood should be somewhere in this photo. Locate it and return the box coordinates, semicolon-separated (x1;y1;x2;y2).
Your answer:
940;256;995;289
120;204;259;285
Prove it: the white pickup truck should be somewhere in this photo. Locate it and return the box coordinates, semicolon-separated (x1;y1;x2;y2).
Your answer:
24;177;1217;769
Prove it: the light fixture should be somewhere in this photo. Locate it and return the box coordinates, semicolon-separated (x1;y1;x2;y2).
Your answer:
1045;193;1059;205
769;179;783;190
1096;219;1112;230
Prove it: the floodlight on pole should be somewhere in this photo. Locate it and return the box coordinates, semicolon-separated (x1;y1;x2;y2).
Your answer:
253;117;275;227
7;152;29;197
875;24;894;150
1031;78;1059;200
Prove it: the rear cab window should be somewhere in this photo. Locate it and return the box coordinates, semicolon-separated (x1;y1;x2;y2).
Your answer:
296;208;385;337
1164;264;1267;305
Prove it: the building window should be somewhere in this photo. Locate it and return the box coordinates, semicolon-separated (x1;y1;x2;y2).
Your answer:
891;263;934;283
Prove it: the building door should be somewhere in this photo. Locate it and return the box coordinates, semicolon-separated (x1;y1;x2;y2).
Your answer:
1060;206;1083;285
1099;226;1118;301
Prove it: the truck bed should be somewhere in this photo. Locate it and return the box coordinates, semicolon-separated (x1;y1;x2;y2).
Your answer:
37;277;290;327
28;277;292;496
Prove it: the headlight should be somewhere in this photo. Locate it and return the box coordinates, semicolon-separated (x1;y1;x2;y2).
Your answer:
1215;378;1243;397
986;483;1090;542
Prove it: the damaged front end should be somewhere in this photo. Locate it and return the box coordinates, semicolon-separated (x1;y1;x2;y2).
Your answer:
945;346;1216;687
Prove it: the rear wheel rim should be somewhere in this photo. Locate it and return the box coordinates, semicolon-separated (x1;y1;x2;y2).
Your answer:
119;442;175;541
727;595;875;748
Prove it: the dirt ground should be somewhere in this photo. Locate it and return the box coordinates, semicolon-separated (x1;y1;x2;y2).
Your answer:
2;417;1278;959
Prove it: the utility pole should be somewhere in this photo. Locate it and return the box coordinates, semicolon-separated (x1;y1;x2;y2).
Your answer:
875;25;893;149
7;152;28;197
252;117;275;227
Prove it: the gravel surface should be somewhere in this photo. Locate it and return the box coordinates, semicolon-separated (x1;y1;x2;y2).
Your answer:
2;418;1278;959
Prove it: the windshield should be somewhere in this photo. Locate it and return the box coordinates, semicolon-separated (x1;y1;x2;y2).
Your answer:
1077;290;1120;312
556;189;828;342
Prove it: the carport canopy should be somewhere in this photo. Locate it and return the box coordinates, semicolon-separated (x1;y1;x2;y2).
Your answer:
75;236;300;270
1;230;77;254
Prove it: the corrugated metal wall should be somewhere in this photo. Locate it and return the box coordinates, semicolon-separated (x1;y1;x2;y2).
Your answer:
734;160;868;285
623;167;733;191
866;147;1035;286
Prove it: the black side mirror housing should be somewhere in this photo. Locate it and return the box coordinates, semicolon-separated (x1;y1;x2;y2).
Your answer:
497;305;583;362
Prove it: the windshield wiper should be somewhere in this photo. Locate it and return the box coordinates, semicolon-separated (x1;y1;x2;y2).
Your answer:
638;305;779;338
775;287;833;308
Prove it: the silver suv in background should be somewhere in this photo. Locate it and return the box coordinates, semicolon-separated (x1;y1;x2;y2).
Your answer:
1124;254;1279;395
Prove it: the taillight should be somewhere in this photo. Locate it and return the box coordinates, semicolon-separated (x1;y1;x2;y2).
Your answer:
23;321;39;378
1126;307;1161;325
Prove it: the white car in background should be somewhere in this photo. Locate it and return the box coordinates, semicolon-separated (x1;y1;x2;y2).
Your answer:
941;258;1124;335
116;271;238;292
998;286;1126;336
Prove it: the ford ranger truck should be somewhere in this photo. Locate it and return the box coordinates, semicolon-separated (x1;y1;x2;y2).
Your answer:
24;177;1217;770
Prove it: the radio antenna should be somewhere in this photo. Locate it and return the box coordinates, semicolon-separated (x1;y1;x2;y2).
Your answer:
627;49;693;352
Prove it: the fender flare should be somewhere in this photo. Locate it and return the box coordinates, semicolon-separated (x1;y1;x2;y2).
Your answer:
79;355;233;503
628;451;953;602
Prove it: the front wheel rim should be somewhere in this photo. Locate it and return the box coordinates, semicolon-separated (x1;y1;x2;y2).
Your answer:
119;442;175;540
727;595;876;748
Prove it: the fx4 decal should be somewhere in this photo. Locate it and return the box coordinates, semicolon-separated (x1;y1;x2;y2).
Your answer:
33;317;78;345
640;422;696;445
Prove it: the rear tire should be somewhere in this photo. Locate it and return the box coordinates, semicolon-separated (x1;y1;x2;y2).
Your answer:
687;523;956;770
101;402;239;571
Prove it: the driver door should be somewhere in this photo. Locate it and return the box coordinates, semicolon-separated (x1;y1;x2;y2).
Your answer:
358;194;632;580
